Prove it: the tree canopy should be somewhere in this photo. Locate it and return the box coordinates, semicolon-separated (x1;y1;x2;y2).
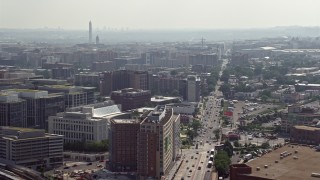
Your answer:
214;151;231;176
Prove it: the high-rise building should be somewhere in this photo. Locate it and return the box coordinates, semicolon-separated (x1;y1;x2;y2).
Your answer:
89;21;92;44
109;119;140;172
137;106;179;179
0;93;27;127
0;126;63;170
187;75;201;102
111;88;151;111
107;106;180;179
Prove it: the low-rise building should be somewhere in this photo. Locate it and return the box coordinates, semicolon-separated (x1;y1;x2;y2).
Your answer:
230;145;320;180
0;126;63;170
48;101;125;143
290;125;320;145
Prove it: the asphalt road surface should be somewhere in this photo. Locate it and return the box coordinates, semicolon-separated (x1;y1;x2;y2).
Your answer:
174;59;228;180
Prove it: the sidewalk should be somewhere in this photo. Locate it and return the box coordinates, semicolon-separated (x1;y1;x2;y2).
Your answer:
166;155;185;180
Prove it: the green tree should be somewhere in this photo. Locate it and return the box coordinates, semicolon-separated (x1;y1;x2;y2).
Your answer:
260;142;270;149
214;151;231;176
214;129;221;140
233;141;240;147
191;120;201;131
224;140;234;157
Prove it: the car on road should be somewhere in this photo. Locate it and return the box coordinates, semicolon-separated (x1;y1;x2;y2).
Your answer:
187;173;191;177
87;162;92;165
198;166;201;170
64;166;69;169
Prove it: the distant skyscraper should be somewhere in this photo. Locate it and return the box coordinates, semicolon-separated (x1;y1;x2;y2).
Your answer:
96;35;99;44
89;21;92;43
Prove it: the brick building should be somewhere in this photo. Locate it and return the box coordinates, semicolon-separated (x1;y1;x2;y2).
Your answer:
111;88;151;111
290;125;320;145
109;119;140;172
100;70;149;96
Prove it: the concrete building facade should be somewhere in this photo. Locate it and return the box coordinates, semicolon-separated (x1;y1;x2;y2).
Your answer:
0;126;63;170
48;101;124;143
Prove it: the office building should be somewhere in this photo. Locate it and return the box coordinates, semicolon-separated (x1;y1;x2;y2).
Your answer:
189;53;218;66
74;73;100;89
48;101;124;143
111;88;151;111
38;85;95;108
109;119;140;172
92;61;115;72
1;89;65;129
187;75;200;102
100;70;149;96
0;126;63;170
51;67;74;80
0;92;27;127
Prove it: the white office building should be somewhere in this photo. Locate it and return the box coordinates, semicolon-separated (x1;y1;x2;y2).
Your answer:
48;101;125;143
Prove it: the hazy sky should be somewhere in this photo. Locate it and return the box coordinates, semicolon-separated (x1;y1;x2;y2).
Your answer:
1;0;319;30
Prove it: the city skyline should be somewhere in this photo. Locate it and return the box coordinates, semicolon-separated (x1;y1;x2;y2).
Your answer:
1;0;320;30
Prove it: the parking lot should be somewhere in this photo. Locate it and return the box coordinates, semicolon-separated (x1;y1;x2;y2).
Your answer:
45;160;106;179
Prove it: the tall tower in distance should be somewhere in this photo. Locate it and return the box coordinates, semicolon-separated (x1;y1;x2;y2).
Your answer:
89;21;92;44
96;35;100;44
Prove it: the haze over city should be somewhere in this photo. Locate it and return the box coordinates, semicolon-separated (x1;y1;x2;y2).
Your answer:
1;0;320;30
1;1;320;180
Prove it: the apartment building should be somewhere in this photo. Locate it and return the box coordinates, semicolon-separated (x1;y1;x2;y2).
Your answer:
137;106;180;179
0;126;63;170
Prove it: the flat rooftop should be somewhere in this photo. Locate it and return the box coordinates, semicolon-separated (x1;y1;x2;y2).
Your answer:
151;96;178;102
112;119;140;124
294;125;320;131
1;126;39;132
246;144;320;180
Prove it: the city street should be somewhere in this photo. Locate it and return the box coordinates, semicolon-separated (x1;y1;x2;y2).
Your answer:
173;60;228;180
